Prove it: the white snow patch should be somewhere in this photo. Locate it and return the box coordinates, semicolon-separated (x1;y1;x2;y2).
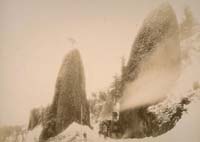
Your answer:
47;123;103;142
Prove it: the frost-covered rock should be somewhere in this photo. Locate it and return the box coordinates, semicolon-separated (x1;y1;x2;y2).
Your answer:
145;88;200;136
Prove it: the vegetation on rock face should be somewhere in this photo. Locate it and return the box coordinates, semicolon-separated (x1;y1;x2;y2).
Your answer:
119;3;181;138
38;49;90;141
123;3;180;84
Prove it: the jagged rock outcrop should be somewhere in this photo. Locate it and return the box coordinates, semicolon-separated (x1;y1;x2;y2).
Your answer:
39;49;90;141
144;90;198;137
119;2;181;138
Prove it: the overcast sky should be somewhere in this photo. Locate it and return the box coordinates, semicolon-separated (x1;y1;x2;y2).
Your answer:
0;1;200;136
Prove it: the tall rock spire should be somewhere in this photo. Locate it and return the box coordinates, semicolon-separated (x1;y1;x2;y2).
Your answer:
124;2;180;83
119;2;181;138
40;49;90;141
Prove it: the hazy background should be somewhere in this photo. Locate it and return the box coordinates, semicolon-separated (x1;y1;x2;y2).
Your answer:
0;0;200;132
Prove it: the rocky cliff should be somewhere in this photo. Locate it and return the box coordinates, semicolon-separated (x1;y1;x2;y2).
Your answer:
39;49;90;141
119;2;181;138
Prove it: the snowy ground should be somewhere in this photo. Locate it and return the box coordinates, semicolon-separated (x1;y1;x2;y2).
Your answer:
24;99;200;142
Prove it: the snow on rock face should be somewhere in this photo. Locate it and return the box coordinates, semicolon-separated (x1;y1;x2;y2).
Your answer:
119;2;181;138
123;2;180;82
118;2;200;138
39;49;90;141
121;2;180;111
